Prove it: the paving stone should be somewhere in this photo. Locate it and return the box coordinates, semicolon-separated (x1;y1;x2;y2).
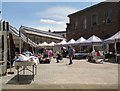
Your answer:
1;58;118;89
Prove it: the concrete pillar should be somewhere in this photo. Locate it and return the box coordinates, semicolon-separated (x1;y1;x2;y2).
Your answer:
0;20;9;75
2;31;7;75
19;38;21;54
106;44;109;53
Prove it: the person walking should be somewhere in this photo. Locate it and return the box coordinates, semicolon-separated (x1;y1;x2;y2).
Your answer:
68;46;73;65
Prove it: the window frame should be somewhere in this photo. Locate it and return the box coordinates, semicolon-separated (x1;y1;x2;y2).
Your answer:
83;17;87;30
92;13;98;26
105;8;112;24
74;20;78;31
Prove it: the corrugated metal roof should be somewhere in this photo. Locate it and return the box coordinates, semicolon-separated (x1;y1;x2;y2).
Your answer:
53;31;66;33
9;25;38;47
24;30;65;40
9;25;19;37
20;26;65;40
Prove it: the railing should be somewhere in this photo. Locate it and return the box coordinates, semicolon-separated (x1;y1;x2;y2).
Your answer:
20;33;37;47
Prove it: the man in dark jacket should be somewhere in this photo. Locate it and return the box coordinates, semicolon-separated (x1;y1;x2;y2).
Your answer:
68;46;73;65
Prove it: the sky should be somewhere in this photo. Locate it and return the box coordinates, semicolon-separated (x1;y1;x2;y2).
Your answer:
1;2;100;32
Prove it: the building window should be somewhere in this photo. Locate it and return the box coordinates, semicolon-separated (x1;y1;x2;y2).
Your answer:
92;14;98;26
83;17;87;30
75;20;78;31
105;9;112;24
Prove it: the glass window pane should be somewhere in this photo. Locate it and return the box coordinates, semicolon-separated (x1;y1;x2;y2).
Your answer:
92;14;98;26
106;9;112;23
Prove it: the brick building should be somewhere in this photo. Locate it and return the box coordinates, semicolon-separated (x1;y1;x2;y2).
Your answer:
66;2;120;41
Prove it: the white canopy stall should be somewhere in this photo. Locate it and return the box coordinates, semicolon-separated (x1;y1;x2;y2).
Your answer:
37;41;56;48
67;38;76;45
104;31;120;43
104;31;120;53
82;35;103;52
48;41;56;47
75;37;86;44
104;31;120;62
53;40;67;55
74;37;86;52
41;42;49;47
57;39;67;45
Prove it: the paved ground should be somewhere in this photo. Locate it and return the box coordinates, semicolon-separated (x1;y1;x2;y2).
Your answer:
1;58;119;90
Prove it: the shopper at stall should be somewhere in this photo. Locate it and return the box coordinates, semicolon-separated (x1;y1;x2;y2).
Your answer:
40;48;50;64
48;49;53;62
55;51;62;63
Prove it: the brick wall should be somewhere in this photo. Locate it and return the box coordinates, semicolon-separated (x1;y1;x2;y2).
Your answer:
66;2;120;41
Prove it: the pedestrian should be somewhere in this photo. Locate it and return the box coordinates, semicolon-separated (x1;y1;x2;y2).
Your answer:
72;47;75;59
55;51;62;63
40;48;50;64
48;49;53;62
68;45;73;65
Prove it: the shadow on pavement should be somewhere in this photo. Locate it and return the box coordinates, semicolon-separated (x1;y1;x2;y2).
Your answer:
6;75;33;85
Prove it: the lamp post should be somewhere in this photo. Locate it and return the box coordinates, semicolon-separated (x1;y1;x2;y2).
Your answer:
114;39;117;63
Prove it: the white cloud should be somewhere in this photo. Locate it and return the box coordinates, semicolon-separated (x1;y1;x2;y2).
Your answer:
40;19;65;24
36;6;78;21
34;19;67;31
35;6;78;31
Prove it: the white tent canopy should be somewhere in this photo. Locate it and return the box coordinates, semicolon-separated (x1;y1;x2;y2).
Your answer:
38;43;42;47
81;35;103;51
104;31;120;43
57;39;67;45
82;35;103;45
37;42;48;47
75;37;86;44
48;41;56;46
104;31;120;62
38;41;56;47
42;42;49;46
67;38;76;45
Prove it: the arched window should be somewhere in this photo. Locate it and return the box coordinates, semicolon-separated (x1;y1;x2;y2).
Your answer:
105;9;112;23
75;20;78;31
92;14;98;26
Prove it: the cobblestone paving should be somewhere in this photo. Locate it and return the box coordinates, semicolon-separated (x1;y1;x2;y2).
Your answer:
1;58;118;89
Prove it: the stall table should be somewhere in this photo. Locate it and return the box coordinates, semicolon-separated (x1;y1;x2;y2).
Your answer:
15;61;37;81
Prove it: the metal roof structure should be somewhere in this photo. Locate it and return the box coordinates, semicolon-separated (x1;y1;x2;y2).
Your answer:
9;25;38;47
9;25;19;37
19;26;65;40
53;31;66;33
